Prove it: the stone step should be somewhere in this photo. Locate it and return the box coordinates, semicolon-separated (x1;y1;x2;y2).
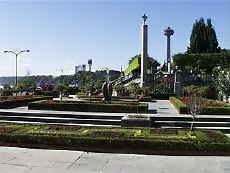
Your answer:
0;120;120;127
154;121;230;127
0;111;123;120
160;126;230;133
152;116;230;122
0;115;121;126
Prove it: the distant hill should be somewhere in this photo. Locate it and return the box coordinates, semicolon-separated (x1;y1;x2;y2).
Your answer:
0;77;22;86
0;70;121;87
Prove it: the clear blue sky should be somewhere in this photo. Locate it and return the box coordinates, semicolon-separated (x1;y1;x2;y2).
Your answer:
0;0;229;76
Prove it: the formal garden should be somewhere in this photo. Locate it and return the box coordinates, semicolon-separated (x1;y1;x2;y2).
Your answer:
0;17;229;155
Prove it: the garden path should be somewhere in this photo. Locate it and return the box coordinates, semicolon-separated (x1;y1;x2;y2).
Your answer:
0;146;229;173
148;100;180;116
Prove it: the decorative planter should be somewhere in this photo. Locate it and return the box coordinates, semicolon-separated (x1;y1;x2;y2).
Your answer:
121;114;152;127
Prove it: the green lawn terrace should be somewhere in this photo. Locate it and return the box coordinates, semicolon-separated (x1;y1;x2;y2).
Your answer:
170;97;230;115
0;123;229;155
28;96;149;113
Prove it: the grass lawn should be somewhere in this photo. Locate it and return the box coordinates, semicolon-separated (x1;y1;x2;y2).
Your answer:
0;123;229;155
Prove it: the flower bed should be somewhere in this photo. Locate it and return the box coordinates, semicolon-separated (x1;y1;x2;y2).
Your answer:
0;95;36;101
178;97;229;107
0;96;52;109
170;97;230;115
0;123;229;155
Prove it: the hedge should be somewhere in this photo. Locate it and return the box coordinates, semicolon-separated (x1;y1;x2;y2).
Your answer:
0;123;229;155
0;96;53;109
152;93;176;100
170;97;230;115
138;96;152;102
202;107;230;115
28;100;148;113
170;97;188;114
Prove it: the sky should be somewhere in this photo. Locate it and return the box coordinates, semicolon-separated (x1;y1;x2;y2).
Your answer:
0;0;229;76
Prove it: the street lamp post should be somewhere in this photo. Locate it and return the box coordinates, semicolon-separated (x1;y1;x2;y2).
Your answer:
4;49;30;91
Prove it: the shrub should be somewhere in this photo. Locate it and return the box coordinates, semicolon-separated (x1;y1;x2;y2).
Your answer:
0;124;229;154
171;97;230;115
28;100;148;113
170;97;188;114
1;89;14;96
0;96;52;109
202;107;230;115
183;85;217;99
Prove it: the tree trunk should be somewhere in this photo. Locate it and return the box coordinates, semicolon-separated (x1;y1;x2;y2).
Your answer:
226;95;229;103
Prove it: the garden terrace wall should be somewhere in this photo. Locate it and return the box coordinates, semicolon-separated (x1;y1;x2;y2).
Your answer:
0;96;53;109
28;100;148;113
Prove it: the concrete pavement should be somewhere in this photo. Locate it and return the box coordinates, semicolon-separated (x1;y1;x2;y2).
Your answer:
0;146;230;173
149;100;180;116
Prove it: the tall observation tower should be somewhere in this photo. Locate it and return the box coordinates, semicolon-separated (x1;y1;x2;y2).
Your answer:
164;27;174;73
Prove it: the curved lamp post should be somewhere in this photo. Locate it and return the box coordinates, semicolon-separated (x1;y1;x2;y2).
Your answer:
4;50;30;89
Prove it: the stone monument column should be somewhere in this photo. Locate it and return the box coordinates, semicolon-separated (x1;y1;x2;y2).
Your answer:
140;14;148;88
174;70;182;96
164;27;174;73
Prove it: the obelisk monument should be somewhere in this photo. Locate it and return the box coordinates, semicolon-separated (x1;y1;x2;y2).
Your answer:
140;14;148;88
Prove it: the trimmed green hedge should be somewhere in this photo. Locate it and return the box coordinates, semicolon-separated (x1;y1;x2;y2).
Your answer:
138;96;152;102
0;96;53;109
28;100;148;113
170;97;188;114
170;97;230;115
202;107;230;115
0;123;229;154
152;93;176;100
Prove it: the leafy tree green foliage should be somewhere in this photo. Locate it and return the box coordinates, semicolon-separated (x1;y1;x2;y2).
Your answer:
173;52;230;72
17;78;36;92
127;82;151;97
0;88;14;96
53;83;70;101
0;70;121;95
127;82;140;97
216;70;230;103
183;85;217;99
114;84;125;96
188;18;220;53
76;70;120;93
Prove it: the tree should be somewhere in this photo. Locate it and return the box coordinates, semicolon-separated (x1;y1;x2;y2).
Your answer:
186;96;207;132
53;83;69;101
188;18;220;53
172;52;230;73
127;82;141;97
17;78;36;93
216;70;230;103
114;84;125;96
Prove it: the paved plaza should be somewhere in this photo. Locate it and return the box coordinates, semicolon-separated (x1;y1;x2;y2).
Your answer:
0;147;230;173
